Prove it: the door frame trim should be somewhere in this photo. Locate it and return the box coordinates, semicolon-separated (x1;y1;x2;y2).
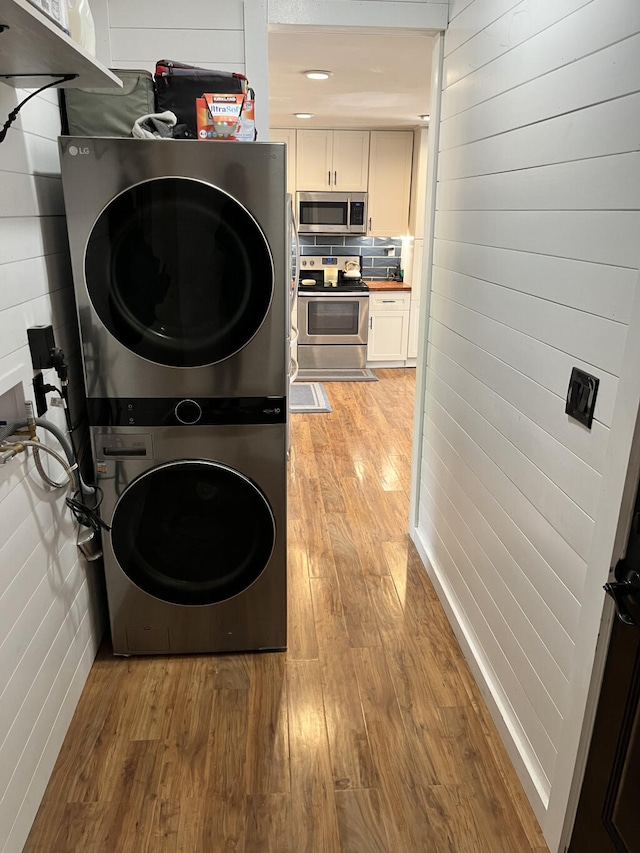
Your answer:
557;266;640;850
409;30;444;532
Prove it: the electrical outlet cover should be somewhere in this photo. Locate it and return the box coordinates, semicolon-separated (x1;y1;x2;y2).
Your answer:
566;367;599;429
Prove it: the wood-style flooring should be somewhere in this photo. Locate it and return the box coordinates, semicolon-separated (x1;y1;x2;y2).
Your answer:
24;369;548;852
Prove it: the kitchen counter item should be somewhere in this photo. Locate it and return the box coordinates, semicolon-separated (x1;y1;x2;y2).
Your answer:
343;259;361;279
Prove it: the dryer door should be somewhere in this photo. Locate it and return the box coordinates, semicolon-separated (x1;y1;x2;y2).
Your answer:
85;177;274;367
110;460;276;605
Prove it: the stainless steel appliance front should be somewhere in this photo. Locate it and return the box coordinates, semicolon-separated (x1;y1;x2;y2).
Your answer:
298;292;369;368
93;421;287;655
296;191;367;234
59;137;289;400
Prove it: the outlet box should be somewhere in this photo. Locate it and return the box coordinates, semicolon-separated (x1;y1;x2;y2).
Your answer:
27;325;55;370
384;247;396;256
566;367;599;429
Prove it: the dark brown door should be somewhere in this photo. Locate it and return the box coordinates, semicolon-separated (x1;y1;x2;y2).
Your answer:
569;485;640;852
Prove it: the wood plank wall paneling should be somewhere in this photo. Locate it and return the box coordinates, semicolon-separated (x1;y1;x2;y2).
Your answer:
439;32;640;151
416;0;640;842
106;0;246;73
443;0;588;88
442;0;640;120
0;83;103;853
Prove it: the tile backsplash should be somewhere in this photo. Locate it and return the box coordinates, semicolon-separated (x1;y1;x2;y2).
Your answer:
299;235;404;280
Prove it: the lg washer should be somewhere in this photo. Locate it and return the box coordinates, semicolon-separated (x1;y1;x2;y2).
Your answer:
92;410;286;655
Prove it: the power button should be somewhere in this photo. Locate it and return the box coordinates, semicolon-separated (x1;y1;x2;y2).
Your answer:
175;399;202;425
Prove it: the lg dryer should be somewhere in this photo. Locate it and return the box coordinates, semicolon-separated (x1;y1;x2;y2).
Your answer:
59;137;289;400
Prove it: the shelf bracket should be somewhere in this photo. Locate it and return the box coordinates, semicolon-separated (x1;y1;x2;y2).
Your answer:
0;72;78;79
0;73;76;144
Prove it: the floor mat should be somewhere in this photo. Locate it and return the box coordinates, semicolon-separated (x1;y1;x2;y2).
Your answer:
289;382;332;413
296;368;378;383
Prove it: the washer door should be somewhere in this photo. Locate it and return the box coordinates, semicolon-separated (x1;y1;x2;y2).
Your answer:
111;461;276;605
85;177;274;367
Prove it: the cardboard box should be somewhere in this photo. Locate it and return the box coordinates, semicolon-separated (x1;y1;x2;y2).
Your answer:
236;95;256;142
196;94;244;140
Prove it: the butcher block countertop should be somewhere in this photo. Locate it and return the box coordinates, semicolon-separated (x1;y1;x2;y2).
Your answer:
364;280;412;292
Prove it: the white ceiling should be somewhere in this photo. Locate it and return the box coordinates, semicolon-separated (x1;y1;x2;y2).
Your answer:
267;29;434;130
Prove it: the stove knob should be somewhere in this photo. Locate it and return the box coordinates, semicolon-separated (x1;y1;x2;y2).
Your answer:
301;260;307;266
309;260;315;266
175;399;202;424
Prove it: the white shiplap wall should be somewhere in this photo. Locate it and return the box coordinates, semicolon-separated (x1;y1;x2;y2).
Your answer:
0;85;104;853
104;0;269;137
0;4;257;849
411;2;640;851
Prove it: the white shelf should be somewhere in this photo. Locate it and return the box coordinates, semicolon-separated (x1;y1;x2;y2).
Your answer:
0;0;121;88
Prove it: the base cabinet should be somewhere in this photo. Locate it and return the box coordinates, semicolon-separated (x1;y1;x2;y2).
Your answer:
367;291;410;362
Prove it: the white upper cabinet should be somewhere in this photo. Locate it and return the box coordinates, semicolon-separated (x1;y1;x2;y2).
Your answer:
297;129;369;191
332;131;369;191
270;128;297;196
368;131;413;236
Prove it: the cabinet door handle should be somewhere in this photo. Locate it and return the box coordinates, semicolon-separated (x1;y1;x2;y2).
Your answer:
328;170;331;186
382;300;395;303
369;317;373;330
368;217;372;230
334;170;337;186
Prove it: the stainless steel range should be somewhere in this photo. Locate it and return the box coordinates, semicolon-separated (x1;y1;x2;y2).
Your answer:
297;255;369;369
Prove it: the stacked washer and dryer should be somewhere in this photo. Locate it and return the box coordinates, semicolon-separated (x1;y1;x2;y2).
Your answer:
60;137;288;655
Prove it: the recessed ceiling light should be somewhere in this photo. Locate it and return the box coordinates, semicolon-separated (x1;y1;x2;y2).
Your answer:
294;113;314;119
419;114;430;121
304;70;332;80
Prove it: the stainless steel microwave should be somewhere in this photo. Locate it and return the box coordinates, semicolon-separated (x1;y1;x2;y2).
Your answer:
296;191;367;234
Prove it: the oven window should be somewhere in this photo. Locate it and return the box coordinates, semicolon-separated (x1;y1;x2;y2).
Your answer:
308;301;360;336
299;200;348;228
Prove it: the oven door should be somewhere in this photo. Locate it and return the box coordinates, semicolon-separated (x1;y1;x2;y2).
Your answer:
298;294;369;346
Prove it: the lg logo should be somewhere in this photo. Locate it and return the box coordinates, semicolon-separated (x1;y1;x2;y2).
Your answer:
68;145;90;156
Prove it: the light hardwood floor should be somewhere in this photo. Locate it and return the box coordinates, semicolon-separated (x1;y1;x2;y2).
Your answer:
24;369;548;852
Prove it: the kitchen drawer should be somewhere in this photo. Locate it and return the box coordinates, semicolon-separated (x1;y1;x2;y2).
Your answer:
370;291;411;311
